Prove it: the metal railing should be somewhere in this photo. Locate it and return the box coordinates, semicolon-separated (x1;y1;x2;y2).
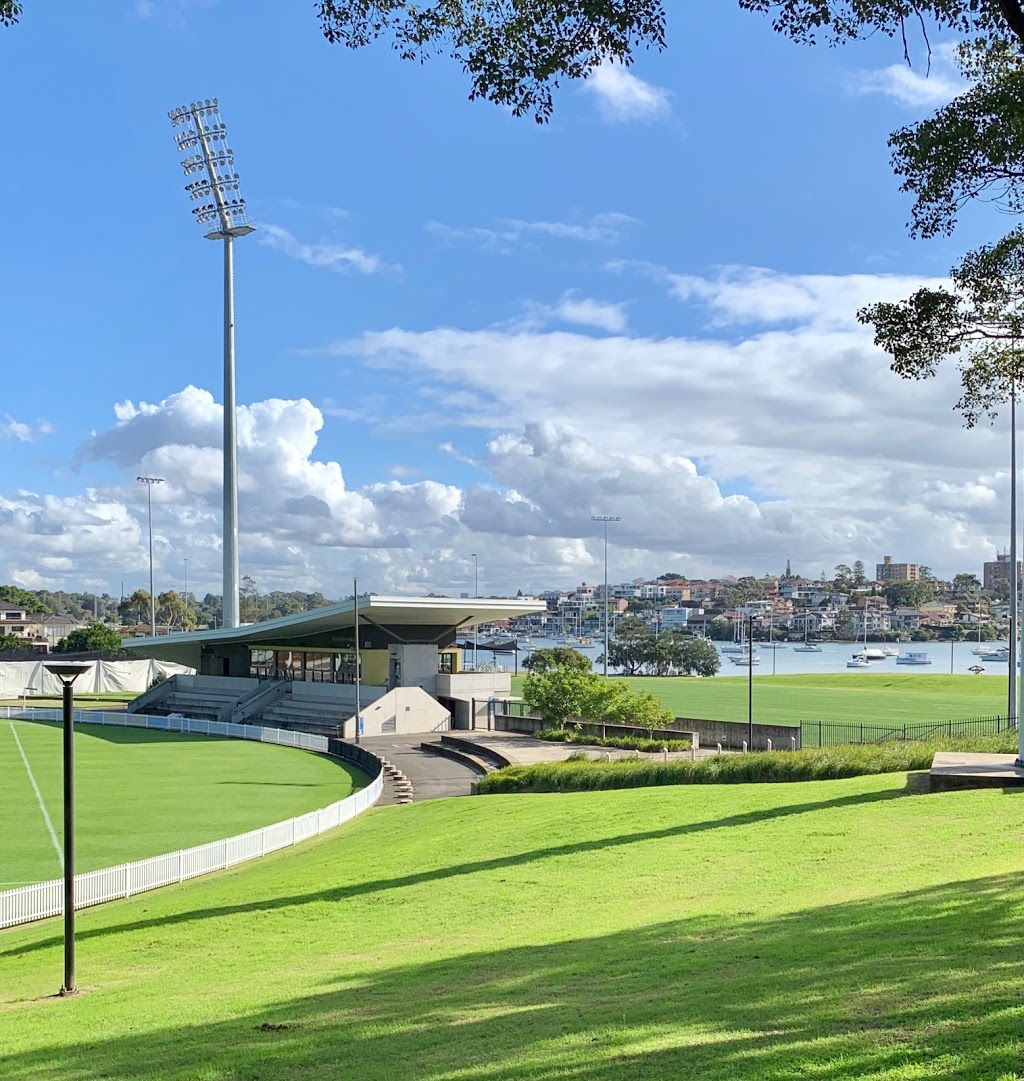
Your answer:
0;708;383;930
800;714;1012;748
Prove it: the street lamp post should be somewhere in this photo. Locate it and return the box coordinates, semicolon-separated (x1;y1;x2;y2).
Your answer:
183;557;189;630
169;99;255;631
136;476;164;636
1011;384;1019;737
42;660;91;996
591;516;621;677
471;553;479;671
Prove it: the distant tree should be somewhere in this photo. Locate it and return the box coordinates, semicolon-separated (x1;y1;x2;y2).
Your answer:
240;575;261;624
56;622;125;654
0;631;31;652
521;647;591;674
852;560;867;588
119;589;151;626
671;635;721;678
0;585;47;612
157;590;189;630
920;566;935;581
833;564;852;589
883;581;935;608
953;573;983;596
723;576;765;608
605;617;655;676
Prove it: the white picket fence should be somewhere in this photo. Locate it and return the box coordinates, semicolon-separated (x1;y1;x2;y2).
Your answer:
0;707;383;930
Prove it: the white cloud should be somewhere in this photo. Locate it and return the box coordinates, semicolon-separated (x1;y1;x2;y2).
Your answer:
585;63;671;122
2;416;53;443
848;43;968;108
4;264;1021;595
259;224;394;275
427;212;636;252
554;294;628;333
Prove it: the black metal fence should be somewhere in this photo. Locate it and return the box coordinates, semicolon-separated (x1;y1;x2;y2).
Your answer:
800;715;1013;748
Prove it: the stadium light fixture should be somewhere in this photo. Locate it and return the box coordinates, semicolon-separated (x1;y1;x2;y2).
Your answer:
137;476;164;636
591;516;621;678
41;660;92;997
168;98;255;630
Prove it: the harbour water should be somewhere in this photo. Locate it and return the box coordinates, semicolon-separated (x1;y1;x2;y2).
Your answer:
484;637;1013;678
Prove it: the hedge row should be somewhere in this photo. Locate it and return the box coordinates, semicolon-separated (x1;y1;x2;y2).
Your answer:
474;733;1019;794
536;729;692;753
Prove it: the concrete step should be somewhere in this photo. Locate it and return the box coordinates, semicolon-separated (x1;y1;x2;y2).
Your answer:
420;740;493;776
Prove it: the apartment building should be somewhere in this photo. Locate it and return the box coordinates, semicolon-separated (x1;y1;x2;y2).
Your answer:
875;556;921;582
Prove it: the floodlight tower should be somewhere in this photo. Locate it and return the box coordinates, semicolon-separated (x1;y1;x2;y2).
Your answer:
168;98;255;629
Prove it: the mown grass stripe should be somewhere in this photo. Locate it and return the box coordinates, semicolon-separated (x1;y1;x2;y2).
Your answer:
7;722;63;873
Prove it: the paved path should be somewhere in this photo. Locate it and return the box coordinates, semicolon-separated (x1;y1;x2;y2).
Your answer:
453;731;724;766
359;735;481;800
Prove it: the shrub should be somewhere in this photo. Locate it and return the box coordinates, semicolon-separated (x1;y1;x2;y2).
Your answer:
475;733;1019;795
537;728;691;753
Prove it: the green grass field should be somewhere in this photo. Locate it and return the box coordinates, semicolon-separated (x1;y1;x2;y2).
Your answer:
3;773;1024;1079
0;719;362;887
513;671;1009;725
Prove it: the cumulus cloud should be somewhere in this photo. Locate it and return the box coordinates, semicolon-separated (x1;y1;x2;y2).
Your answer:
585;63;671;122
847;43;969;108
2;416;53;443
2;263;1018;595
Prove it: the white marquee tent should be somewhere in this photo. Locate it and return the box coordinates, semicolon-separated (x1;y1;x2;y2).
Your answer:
0;659;193;699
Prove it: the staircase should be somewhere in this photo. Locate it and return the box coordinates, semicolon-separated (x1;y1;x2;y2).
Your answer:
377;757;415;805
420;735;510;775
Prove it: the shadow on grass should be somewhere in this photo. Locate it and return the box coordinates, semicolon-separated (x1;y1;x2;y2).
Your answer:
4;873;1024;1080
0;783;911;961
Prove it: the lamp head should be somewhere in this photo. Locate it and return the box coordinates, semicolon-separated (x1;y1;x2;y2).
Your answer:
42;661;92;685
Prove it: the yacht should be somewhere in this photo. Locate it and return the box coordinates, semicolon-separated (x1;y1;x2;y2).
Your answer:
895;651;932;665
853;648;888;662
881;645;900;657
847;656;870;668
730;652;760;665
793;631;823;653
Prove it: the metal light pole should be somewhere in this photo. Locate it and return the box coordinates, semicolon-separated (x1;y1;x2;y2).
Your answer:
42;660;91;996
137;476;164;636
1011;383;1019;735
353;578;361;744
591;515;621;677
169;98;255;630
471;553;479;671
183;557;189;630
747;613;754;749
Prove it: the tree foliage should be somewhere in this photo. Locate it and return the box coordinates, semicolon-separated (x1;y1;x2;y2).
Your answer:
1;2;21;27
521;646;592;673
882;579;935;608
317;0;667;122
523;665;672;729
0;585;47;612
859;228;1024;425
0;631;31;652
56;622;126;654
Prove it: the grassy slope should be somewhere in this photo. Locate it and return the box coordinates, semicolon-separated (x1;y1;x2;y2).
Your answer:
0;720;362;885
512;672;1008;725
3;777;1024;1079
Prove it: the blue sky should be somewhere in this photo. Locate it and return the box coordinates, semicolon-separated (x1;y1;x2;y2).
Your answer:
0;2;1012;598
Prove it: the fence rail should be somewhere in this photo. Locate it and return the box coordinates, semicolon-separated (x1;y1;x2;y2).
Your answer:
800;714;1013;748
0;708;383;930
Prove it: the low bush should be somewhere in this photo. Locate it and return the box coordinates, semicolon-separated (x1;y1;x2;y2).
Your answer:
537;728;691;753
475;733;1019;794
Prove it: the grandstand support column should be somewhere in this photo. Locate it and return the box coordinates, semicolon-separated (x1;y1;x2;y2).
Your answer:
43;661;91;997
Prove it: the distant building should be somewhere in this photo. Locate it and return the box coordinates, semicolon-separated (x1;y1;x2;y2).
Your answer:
983;553;1023;592
876;556;921;582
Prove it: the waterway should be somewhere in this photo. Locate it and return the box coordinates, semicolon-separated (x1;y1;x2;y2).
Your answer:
485;637;1015;679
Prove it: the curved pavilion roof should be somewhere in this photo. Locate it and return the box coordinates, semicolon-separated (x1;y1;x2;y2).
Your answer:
121;594;546;669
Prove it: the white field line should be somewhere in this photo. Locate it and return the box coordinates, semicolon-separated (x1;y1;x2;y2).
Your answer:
8;722;63;873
